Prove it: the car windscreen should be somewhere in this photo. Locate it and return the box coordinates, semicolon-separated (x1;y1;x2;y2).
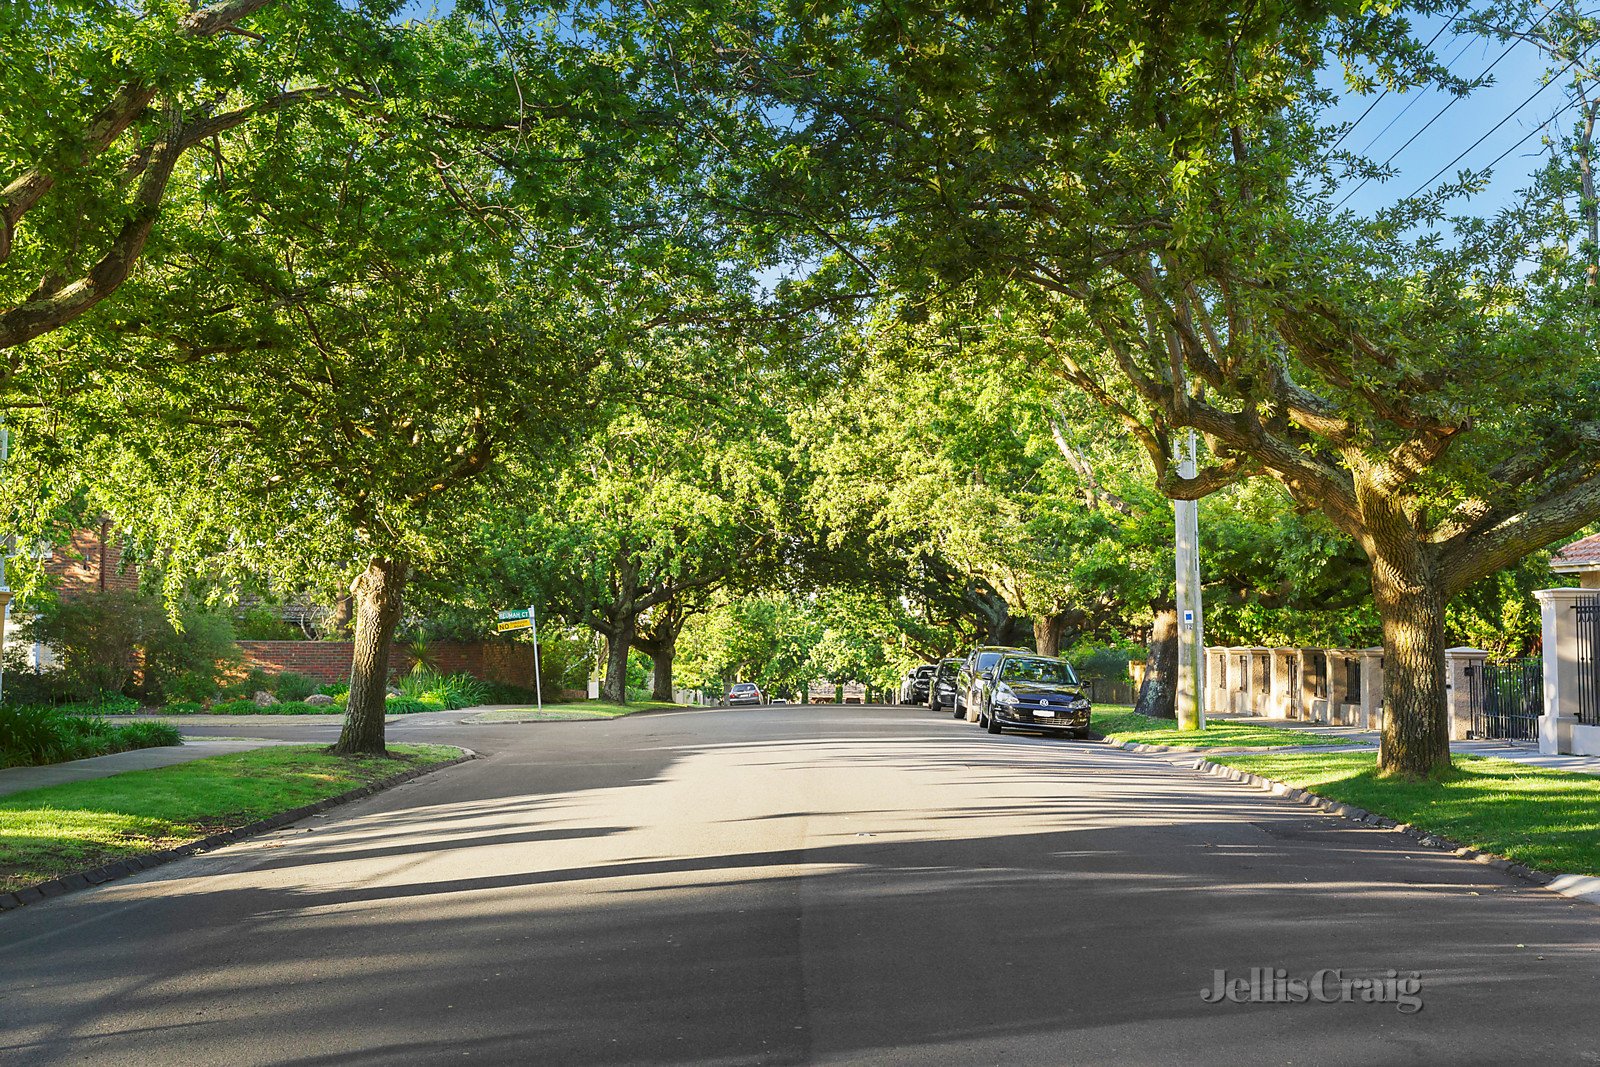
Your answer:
731;684;756;692
936;662;956;679
976;651;1006;670
998;657;1080;686
914;666;935;678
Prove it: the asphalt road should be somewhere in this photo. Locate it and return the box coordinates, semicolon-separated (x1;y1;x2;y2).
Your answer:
5;704;1600;1066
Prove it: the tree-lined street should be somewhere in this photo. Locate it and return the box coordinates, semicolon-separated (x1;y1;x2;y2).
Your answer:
5;705;1600;1065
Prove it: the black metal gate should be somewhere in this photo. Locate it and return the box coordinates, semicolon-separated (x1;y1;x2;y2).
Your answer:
1577;597;1600;726
1468;658;1544;742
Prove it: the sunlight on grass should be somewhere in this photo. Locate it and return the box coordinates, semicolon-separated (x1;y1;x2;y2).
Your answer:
1209;751;1600;877
0;744;462;894
467;700;681;722
1092;708;1351;749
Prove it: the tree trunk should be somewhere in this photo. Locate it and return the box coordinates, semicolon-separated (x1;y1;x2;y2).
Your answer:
1371;558;1452;778
1033;612;1071;657
601;616;635;704
650;639;674;702
332;558;408;756
1134;606;1178;719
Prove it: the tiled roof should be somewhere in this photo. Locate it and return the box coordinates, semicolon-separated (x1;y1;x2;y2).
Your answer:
1551;533;1600;570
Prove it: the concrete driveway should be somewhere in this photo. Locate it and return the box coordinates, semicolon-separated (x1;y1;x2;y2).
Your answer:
4;704;1598;1065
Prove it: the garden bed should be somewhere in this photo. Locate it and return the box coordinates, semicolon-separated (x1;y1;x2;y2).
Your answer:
0;706;181;770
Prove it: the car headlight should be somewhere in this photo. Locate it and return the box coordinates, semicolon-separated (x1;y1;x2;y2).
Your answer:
1069;697;1090;709
995;689;1018;706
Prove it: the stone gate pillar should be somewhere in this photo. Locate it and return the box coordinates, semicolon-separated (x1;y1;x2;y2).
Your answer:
1358;647;1384;730
1444;647;1487;742
1536;588;1592;755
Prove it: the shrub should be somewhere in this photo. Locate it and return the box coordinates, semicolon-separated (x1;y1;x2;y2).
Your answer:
383;696;433;715
208;699;261;715
1068;645;1138;683
480;680;542;704
219;668;272;700
163;669;223;704
141;609;239;702
9;591;161;701
0;704;179;768
319;681;349;698
396;671;486;710
234;606;303;640
114;720;182;748
271;672;320;702
9;593;239;704
162;701;203;715
57;694;140;716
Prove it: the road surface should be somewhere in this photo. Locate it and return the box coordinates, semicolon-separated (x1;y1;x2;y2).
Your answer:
4;704;1599;1065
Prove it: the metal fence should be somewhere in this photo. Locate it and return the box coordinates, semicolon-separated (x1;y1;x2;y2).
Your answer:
1577;597;1600;727
1468;657;1544;742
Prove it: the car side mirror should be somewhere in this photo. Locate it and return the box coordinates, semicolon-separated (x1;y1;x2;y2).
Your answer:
980;669;995;681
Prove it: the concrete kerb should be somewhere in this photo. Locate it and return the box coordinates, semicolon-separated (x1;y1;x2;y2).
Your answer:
1110;739;1600;908
0;749;478;915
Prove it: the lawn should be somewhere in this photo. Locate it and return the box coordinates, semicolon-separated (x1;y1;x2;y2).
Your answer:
0;744;462;894
466;700;682;723
1092;707;1354;749
1205;750;1600;877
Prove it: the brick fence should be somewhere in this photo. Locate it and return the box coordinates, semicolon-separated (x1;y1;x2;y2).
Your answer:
236;638;543;688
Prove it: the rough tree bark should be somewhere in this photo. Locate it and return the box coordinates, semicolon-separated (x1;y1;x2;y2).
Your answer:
332;557;408;756
1134;606;1178;719
649;644;674;701
1032;611;1074;657
600;615;636;704
633;602;687;703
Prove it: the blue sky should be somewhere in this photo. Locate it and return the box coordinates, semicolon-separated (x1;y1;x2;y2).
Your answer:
1321;10;1573;217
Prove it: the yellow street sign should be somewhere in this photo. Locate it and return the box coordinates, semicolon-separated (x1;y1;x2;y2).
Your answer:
496;617;532;633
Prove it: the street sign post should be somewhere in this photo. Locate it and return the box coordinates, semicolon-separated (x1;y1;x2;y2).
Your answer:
494;606;542;710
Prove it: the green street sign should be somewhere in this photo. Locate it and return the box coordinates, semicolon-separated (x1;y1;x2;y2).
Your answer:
497;608;530;622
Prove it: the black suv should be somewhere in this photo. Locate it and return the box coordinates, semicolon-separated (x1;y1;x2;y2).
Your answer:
898;664;936;705
954;646;1029;721
975;653;1093;738
927;658;960;712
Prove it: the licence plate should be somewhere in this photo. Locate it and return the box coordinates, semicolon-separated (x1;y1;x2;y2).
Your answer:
1032;708;1054;717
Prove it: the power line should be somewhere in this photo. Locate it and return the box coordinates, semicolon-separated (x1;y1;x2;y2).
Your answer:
1407;95;1577;200
1330;4;1470;152
1406;41;1590;199
1334;8;1554;210
1355;31;1481;157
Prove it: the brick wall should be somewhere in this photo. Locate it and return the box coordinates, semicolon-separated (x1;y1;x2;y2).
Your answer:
47;522;139;601
236;638;544;687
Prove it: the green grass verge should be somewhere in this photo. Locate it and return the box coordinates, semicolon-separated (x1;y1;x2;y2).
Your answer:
0;743;462;894
466;700;680;723
1204;750;1600;877
1092;707;1353;749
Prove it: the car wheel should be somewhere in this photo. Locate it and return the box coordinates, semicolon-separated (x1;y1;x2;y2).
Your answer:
952;699;965;719
986;710;1002;734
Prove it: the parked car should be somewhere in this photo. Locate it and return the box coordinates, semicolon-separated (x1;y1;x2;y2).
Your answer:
974;653;1093;738
726;682;764;706
898;664;936;705
956;646;1029;721
927;658;960;713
